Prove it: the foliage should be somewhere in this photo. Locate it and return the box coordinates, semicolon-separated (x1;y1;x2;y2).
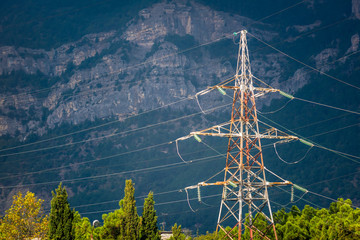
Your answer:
140;191;160;240
217;226;238;240
274;199;360;240
242;213;275;240
193;199;360;239
49;183;75;240
0;70;54;94
73;211;92;240
121;179;140;240
99;208;126;239
98;179;140;240
169;223;187;240
0;191;48;240
194;231;219;240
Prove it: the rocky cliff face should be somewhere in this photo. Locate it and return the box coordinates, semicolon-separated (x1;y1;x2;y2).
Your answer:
0;0;355;139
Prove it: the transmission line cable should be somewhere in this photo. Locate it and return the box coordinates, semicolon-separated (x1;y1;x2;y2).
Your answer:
293;97;360;115
306;123;359;138
247;32;360;91
0;96;191;153
291;113;350;131
3;0;315;101
0;102;232;158
258;113;360;163
248;0;307;26
0;138;228;181
0;75;235;154
79;193;221;216
72;189;183;209
0;147;226;189
66;167;360;211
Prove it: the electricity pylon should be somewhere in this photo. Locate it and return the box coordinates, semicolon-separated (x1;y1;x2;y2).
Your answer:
214;30;281;240
181;30;298;239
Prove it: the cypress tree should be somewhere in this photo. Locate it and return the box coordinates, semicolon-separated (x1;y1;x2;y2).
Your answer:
120;179;140;240
140;191;160;240
49;183;75;240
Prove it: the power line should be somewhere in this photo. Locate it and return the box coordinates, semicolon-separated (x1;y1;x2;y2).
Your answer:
79;193;221;215
0;97;189;153
68;165;360;212
1;32;232;102
291;113;350;131
258;113;360;163
247;0;307;27
45;123;358;211
0;102;232;158
75;168;360;216
247;32;360;91
72;189;183;209
3;102;355;182
293;97;360;115
306;123;359;138
0;74;234;154
253;75;360;116
0;147;226;189
0;141;169;181
2;13;355;158
1;0;311;103
0;138;227;181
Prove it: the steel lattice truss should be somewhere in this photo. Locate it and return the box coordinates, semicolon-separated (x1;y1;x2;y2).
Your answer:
183;30;297;240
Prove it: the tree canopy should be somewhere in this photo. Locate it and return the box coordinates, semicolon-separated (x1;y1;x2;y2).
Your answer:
0;191;48;240
49;183;75;240
140;191;160;240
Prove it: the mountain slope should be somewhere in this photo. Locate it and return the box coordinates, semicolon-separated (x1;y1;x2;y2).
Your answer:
0;0;359;234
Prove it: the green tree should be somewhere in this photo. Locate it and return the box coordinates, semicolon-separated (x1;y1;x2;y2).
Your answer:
100;209;125;239
194;231;219;240
0;191;48;240
275;199;360;240
100;179;140;240
121;179;140;240
73;211;92;240
49;183;75;240
169;223;186;240
140;191;160;240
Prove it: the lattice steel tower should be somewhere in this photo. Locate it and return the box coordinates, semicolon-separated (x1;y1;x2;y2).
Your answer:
182;30;297;239
217;30;277;239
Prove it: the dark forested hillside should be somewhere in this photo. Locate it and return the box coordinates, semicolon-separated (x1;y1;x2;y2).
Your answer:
0;0;359;235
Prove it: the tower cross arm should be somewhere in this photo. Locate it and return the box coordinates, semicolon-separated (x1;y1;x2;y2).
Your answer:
203;85;281;98
185;180;293;190
186;122;299;141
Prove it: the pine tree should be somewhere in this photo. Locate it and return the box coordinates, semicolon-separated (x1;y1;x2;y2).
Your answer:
140;191;160;240
120;179;140;240
49;183;75;240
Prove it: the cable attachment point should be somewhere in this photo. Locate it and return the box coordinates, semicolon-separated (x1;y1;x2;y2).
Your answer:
293;184;308;193
228;180;238;188
197;185;201;202
291;185;294;202
216;86;227;95
299;139;314;147
193;134;202;142
279;90;294;100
